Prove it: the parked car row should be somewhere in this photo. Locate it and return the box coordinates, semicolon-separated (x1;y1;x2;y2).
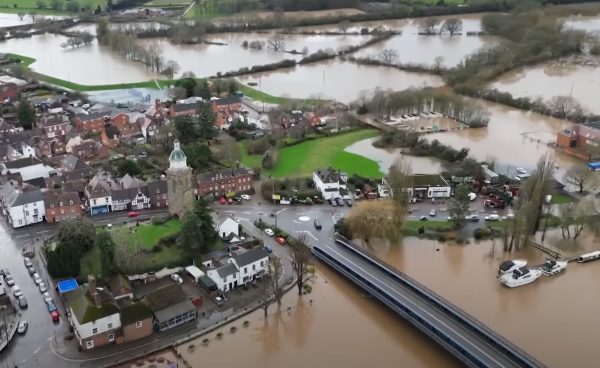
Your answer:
328;197;353;207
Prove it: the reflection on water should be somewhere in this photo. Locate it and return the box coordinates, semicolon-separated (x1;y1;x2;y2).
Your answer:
237;59;443;103
345;137;444;174
492;62;600;114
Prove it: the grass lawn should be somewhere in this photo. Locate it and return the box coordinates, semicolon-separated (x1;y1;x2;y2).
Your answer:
0;0;106;14
240;130;382;178
551;192;575;204
144;0;190;6
79;245;101;278
129;219;181;248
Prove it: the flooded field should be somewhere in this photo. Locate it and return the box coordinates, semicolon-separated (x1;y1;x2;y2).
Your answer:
491;61;600;115
237;60;443;103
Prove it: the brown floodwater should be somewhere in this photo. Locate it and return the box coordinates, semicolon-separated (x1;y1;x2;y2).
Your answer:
179;232;600;368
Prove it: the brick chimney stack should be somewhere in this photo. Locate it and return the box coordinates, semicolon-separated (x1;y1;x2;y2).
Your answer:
87;274;101;306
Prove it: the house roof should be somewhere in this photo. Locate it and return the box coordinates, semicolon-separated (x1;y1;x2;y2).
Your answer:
11;190;43;207
315;168;342;184
172;102;199;112
234;248;268;268
24;177;47;189
87;172;116;198
216;263;238;278
120;174;144;189
197;168;253;183
5;156;42;169
120;302;153;325
109;274;132;295
410;174;449;187
153;300;195;323
111;188;131;202
66;287;120;325
214;96;241;106
105;124;120;139
142;284;186;312
147;180;167;195
75;111;111;122
63;168;94;182
43;190;80;208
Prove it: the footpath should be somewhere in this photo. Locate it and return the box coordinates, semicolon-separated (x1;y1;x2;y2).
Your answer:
0;308;20;353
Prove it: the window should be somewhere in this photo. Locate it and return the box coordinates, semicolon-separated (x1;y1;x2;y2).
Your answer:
108;333;115;342
50;204;54;208
24;211;29;216
24;204;28;208
34;208;38;215
92;328;98;334
135;321;143;328
261;260;265;267
93;199;97;205
252;264;256;271
107;323;112;329
86;340;94;349
18;220;22;225
70;200;74;205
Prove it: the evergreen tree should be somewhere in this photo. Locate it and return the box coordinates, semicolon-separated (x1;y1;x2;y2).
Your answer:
96;230;116;276
57;218;96;253
17;99;35;130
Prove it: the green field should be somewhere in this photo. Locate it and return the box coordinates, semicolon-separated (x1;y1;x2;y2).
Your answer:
240;130;382;178
550;193;575;204
79;244;101;278
144;0;191;7
0;0;107;14
129;219;181;248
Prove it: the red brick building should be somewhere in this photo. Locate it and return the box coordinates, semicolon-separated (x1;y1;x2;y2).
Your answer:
147;180;168;208
556;122;600;161
169;102;200;118
196;168;253;197
212;96;242;129
0;83;19;102
119;303;154;344
43;190;82;223
40;114;69;141
73;111;110;133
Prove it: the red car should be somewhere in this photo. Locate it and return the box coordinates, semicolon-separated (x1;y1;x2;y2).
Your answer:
219;197;227;205
50;310;60;322
275;236;286;246
127;211;140;217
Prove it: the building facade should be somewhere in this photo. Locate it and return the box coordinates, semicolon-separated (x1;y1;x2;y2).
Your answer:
166;140;195;217
43;191;82;223
312;168;347;200
196;168;253;197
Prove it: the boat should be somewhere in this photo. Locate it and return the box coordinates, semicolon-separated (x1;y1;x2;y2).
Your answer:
499;267;543;288
577;251;600;263
516;167;528;174
498;259;527;276
540;260;568;276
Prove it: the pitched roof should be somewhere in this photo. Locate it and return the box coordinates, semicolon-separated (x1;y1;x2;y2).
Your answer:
172;102;199;112
315;168;342;184
120;302;153;325
142;284;186;312
61;154;90;172
234;248;268;268
197;167;253;183
5;156;42;169
147;180;167;195
66;287;120;325
216;263;238;278
24;177;47;189
111;188;131;202
43;190;80;208
75;111;111;122
214;96;241;106
109;274;132;295
120;174;144;189
11;190;43;207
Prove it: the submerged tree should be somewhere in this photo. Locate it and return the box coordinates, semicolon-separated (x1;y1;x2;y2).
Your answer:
346;200;402;245
290;235;314;296
448;183;471;229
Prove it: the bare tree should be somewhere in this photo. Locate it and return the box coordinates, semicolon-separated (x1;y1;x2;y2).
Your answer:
418;18;440;35
433;56;444;71
217;139;241;163
290;234;314;296
268;36;285;52
386;156;412;212
29;12;37;21
548;95;582;119
267;256;284;308
379;48;398;64
181;71;196;78
338;20;351;34
162;60;180;79
346;200;402;245
17;12;25;20
565;164;592;193
441;18;463;36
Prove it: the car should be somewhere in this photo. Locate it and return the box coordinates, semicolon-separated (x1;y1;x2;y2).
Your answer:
34;276;43;286
485;214;500;222
18;296;27;309
314;218;322;230
506;213;515;220
39;282;47;293
127;211;140;217
264;246;273;254
219;197;227;205
50;310;60;322
4;274;14;287
13;286;22;298
23;257;33;268
335;197;344;206
47;303;57;313
43;292;53;305
419;216;428;221
26;266;35;276
328;198;337;207
170;274;183;285
233;196;242;203
264;228;275;237
17;321;28;334
275;236;286;246
214;295;227;306
429;209;437;217
227;198;233;205
465;214;480;222
344;198;353;207
31;272;40;280
241;194;251;201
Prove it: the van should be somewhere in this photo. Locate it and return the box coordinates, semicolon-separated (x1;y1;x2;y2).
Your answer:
314;219;322;230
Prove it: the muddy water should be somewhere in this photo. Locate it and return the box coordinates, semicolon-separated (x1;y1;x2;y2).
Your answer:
345;136;444;174
179;264;459;368
492;62;600;114
237;59;443;103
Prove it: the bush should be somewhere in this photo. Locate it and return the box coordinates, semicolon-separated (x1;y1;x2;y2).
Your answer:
152;245;163;253
151;214;171;225
158;233;179;247
473;227;492;240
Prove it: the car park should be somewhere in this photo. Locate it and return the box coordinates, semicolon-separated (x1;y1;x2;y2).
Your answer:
39;282;47;293
18;296;27;309
13;286;22;298
264;246;273;254
214;295;227;306
419;216;428;221
17;321;27;334
4;273;15;287
264;228;275;237
485;214;500;222
170;274;183;285
23;257;33;268
34;275;43;285
429;209;437;217
465;214;480;222
328;198;337;207
275;236;286;246
314;219;322;230
219;197;227;205
47;303;57;313
344;198;353;207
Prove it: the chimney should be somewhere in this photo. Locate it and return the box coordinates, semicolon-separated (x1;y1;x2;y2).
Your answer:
87;275;101;306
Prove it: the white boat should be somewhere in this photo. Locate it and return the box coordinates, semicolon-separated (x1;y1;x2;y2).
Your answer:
498;259;527;276
499;267;542;288
540;260;568;276
577;251;600;263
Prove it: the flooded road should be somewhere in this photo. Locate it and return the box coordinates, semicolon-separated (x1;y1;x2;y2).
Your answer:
345;137;444;174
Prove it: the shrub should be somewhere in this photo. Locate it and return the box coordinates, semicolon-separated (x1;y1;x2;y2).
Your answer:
158;233;179;247
151;214;171;225
151;245;163;253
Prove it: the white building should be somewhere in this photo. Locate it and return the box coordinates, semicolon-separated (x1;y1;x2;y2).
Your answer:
409;174;451;199
218;217;239;239
377;183;390;198
207;261;239;292
206;248;269;292
312;168;348;200
2;157;54;181
86;172;115;215
0;183;45;228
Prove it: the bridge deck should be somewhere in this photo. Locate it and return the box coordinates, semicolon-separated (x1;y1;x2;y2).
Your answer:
313;238;546;368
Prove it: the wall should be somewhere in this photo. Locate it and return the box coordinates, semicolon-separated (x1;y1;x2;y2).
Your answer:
71;311;122;340
122;318;153;343
9;200;45;228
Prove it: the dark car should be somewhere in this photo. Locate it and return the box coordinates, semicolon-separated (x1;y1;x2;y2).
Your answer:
27;266;35;276
328;198;337;207
335;197;344;206
314;219;322;230
419;216;428;221
47;303;57;313
18;297;28;309
344;198;353;207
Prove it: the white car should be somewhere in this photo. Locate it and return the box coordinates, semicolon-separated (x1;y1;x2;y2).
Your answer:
17;321;27;334
42;292;53;305
38;282;47;293
429;209;437;217
170;274;183;285
240;194;251;201
13;286;22;298
34;276;43;286
485;214;500;222
264;228;275;237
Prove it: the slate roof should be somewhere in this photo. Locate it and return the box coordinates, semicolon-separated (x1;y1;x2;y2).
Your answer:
216;263;238;279
142;284;186;312
315;168;342;184
172;102;199;113
66;287;120;325
197;168;253;183
5;156;42;169
12;190;43;207
61;154;90;172
109;274;132;296
120;302;152;326
213;96;241;106
87;172;115;198
75;111;111;122
234;248;268;268
24;177;47;189
43;190;80;208
120;174;144;189
147;180;167;195
111;188;131;202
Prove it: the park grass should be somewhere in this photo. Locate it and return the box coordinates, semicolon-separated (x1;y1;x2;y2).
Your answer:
79;245;102;278
0;0;106;15
144;0;191;6
240;129;382;178
550;192;575;204
129;219;181;248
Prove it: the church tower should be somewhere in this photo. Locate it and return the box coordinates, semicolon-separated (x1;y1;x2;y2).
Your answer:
167;139;195;218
